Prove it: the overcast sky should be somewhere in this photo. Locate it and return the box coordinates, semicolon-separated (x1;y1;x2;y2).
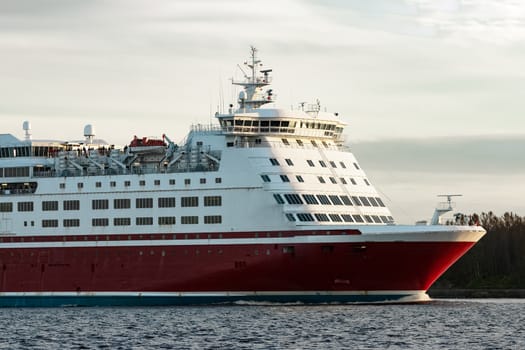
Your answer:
1;0;524;222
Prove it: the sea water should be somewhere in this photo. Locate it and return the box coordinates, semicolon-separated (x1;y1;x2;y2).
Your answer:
1;299;523;349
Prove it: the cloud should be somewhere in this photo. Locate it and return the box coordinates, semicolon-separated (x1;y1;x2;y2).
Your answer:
350;135;525;223
351;135;525;174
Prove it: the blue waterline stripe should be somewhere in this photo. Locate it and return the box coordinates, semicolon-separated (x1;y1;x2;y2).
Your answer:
0;293;416;307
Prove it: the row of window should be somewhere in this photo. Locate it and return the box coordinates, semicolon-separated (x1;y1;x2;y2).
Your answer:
261;174;370;186
269;158;360;171
0;196;223;213
274;193;385;207
287;213;394;224
59;177;223;190
40;215;223;228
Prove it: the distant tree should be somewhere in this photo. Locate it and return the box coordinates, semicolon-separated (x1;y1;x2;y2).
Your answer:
435;212;525;289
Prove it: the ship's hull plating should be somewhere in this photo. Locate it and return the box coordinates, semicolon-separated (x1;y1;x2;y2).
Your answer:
0;227;483;306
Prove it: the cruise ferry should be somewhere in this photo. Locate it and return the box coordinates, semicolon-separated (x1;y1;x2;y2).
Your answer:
0;48;485;306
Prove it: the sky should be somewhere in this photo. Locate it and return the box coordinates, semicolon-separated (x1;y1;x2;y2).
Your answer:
1;0;524;223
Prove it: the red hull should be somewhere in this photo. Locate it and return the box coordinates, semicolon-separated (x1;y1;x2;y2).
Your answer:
0;235;474;294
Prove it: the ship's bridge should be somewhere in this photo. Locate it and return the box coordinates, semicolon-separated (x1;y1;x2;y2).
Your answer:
216;47;346;143
216;106;346;141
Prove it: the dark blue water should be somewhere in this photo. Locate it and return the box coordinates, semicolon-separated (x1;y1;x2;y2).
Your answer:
1;299;523;349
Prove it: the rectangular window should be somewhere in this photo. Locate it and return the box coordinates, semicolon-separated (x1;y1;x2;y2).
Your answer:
169;179;176;185
329;214;343;222
364;215;374;223
341;214;354;223
184;179;191;185
340;178;347;185
350;178;357;185
42;201;58;211
92;218;109;227
317;176;326;184
159;216;176;225
280;175;290;182
92;199;109;210
261;175;271;182
204;215;222;224
63;219;80;227
77;182;83;189
314;213;330;222
273;194;285;204
181;216;199;225
282;139;290;145
136;217;153;226
124;181;131;187
360;197;371;206
114;198;130;209
376;198;386;207
311;140;318;148
285;158;294;166
110;181;116;187
154;179;161;186
215;177;222;184
297;213;314;222
95;182;102;188
139;180;146;186
353;215;364;223
296;140;304;146
64;200;80;211
269;158;280;166
364;179;370;186
181;196;199;207
329;161;337;168
368;197;379;207
17;201;34;212
329;177;337;184
317;195;331;205
380;216;390;223
59;183;66;189
0;202;13;212
302;194;319;205
296;175;304;183
136;198;153;209
329;195;343;205
204;196;222;206
114;217;131;226
42;219;58;228
158;197;176;208
351;196;362;206
340;196;353;206
283;194;304;205
285;213;296;222
306;160;315;167
319;160;327;167
339;162;347;169
200;178;206;184
372;215;382;223
353;162;360;170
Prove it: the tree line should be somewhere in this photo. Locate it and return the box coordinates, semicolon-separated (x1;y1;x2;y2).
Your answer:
434;212;525;289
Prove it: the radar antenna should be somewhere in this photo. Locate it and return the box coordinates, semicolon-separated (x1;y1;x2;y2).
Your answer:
430;194;463;225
